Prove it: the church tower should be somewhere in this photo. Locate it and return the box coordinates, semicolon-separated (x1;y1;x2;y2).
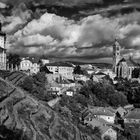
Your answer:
113;39;121;73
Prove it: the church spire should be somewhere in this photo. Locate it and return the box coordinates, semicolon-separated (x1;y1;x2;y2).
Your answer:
113;39;121;72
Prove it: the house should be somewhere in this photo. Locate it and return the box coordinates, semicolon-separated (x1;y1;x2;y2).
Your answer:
49;82;62;95
91;72;106;82
80;64;95;74
46;62;74;80
59;79;75;88
65;89;74;96
88;107;116;124
0;23;6;70
74;74;90;82
124;108;140;124
41;59;50;65
84;116;117;140
116;107;127;118
102;127;117;140
113;40;140;79
20;57;40;74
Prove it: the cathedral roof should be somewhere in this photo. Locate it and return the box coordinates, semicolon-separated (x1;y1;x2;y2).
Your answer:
117;57;139;67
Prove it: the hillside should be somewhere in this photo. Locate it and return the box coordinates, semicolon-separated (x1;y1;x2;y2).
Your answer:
0;77;100;140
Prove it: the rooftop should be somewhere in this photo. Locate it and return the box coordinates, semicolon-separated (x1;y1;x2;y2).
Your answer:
88;107;115;116
118;57;140;67
125;108;140;120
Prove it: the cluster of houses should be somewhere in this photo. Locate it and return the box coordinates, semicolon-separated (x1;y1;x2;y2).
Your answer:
82;105;140;140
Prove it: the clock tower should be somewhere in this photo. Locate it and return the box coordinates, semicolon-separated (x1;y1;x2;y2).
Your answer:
113;39;121;73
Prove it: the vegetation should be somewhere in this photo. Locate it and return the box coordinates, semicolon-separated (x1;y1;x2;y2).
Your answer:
7;53;21;69
19;72;57;101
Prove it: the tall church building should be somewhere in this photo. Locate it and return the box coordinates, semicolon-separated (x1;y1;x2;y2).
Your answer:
0;23;6;70
113;40;139;79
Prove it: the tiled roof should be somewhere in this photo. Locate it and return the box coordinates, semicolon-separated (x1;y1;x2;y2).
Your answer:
125;108;140;119
89;107;115;116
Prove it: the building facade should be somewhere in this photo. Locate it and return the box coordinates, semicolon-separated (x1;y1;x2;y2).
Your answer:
46;62;74;80
20;57;40;74
113;40;139;79
0;24;6;70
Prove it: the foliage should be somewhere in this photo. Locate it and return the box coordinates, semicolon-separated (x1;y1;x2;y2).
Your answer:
19;76;34;93
109;92;128;107
0;125;29;140
132;68;140;78
73;65;84;75
7;53;21;68
40;64;53;74
19;72;57;101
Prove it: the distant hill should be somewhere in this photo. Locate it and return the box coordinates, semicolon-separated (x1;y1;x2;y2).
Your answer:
67;61;113;69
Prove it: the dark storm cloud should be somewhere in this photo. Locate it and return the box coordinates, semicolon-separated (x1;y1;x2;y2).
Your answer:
1;0;140;62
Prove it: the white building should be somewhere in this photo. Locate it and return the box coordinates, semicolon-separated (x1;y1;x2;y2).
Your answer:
0;26;6;70
41;59;50;65
20;57;40;74
46;62;74;80
88;107;116;124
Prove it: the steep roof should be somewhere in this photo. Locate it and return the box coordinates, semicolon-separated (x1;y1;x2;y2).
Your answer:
126;58;139;67
125;108;140;119
117;57;139;67
89;107;115;116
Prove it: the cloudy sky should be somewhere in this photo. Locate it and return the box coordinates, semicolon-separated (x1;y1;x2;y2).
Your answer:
0;0;140;63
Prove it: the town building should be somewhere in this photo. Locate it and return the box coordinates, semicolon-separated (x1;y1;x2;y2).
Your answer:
84;114;117;140
84;107;116;124
45;62;74;80
0;23;6;70
41;59;50;65
124;108;140;124
20;57;40;74
113;40;139;79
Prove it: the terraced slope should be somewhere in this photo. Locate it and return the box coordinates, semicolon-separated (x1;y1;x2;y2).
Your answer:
0;77;100;140
0;71;27;86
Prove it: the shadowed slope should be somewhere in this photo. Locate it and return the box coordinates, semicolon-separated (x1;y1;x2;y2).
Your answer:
0;77;100;140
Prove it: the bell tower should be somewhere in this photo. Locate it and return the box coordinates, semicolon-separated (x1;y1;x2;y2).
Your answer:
113;39;121;72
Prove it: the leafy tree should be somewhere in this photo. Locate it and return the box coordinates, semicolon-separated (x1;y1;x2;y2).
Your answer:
7;54;21;68
109;92;128;107
33;72;46;87
132;68;140;78
73;65;84;75
40;64;53;74
19;76;34;93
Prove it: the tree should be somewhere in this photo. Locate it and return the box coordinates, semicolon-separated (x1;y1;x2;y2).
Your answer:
40;64;53;74
132;68;140;78
109;92;128;107
7;54;21;68
73;65;83;75
33;72;46;87
19;76;34;93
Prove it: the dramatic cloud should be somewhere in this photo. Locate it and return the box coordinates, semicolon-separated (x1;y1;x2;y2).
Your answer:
0;2;7;8
1;0;140;62
2;3;32;34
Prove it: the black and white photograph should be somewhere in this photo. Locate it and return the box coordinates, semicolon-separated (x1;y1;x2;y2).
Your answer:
0;0;140;140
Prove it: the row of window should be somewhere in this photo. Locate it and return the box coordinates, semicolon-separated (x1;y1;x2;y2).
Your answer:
47;66;73;71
